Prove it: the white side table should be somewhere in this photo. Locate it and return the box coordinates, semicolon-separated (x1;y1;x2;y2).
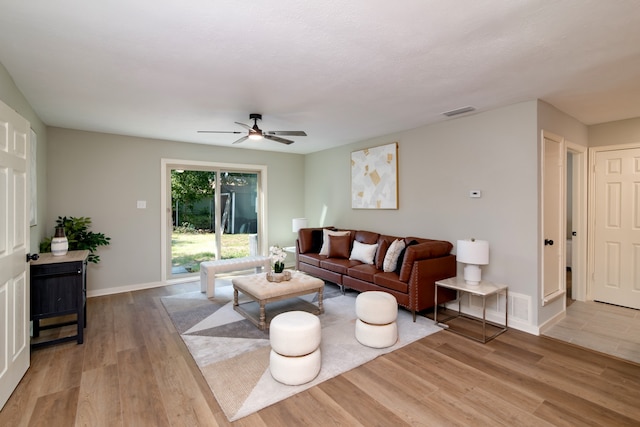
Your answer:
434;277;508;343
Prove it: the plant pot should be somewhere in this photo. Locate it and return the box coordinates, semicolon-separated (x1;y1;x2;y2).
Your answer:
274;261;285;273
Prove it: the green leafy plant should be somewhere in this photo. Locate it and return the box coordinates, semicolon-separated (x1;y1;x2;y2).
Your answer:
40;216;111;263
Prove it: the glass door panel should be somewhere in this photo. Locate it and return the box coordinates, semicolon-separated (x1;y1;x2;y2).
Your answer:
171;169;216;276
169;168;260;278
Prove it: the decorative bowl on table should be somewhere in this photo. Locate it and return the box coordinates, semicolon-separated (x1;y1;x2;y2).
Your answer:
266;271;292;282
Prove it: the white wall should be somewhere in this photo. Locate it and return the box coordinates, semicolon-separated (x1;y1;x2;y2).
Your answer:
589;117;640;147
47;127;305;294
306;101;543;330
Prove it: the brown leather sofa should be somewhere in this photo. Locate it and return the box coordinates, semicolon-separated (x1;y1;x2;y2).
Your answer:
295;227;457;321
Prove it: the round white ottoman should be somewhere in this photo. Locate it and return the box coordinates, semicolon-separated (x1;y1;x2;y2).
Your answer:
355;291;398;348
270;347;321;386
269;311;321;385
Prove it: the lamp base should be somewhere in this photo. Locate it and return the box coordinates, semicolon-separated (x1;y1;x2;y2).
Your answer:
463;264;482;285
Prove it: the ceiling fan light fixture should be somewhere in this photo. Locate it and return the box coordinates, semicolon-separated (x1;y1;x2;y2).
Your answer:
198;113;305;145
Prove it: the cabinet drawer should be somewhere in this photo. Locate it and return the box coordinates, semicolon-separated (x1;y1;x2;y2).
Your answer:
31;261;84;317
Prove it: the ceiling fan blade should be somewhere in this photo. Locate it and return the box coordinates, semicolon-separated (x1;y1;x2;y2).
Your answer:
234;121;252;130
197;130;243;134
232;136;249;144
266;130;307;136
264;135;294;145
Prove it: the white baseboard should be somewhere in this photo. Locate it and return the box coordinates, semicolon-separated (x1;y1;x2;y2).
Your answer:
538;309;566;335
86;276;198;298
443;290;540;335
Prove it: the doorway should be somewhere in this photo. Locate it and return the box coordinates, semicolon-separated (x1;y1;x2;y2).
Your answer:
566;142;587;304
540;132;588;308
160;159;267;282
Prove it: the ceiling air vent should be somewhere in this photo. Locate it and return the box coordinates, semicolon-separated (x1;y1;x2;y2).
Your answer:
442;106;476;117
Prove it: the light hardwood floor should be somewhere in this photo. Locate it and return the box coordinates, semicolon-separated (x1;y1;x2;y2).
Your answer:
2;281;640;426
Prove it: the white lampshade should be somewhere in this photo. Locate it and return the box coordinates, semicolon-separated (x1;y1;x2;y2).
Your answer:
292;218;308;233
456;239;489;285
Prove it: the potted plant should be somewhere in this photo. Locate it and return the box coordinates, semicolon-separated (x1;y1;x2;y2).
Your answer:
269;245;286;273
40;216;111;263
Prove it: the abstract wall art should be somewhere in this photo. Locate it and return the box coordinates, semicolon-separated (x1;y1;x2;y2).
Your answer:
351;142;398;209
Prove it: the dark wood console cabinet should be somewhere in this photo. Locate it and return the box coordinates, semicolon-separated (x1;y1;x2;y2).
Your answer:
30;250;89;349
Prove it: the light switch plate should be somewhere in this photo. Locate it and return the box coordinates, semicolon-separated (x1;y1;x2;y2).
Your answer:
137;200;147;209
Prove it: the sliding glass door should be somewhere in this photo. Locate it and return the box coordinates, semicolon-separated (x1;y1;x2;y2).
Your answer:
165;162;263;279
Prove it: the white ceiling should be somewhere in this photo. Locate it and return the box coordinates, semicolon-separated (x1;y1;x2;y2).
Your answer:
1;1;640;154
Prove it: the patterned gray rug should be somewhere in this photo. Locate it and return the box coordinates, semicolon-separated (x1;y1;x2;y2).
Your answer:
161;279;441;421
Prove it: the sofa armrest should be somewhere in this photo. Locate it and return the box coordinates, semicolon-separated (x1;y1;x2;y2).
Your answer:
407;255;457;313
398;241;453;282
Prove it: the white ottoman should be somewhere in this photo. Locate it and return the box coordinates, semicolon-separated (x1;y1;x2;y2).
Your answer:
355;291;398;348
269;311;321;385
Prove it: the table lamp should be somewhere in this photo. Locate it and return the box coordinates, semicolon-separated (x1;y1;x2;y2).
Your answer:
456;238;489;285
292;218;308;233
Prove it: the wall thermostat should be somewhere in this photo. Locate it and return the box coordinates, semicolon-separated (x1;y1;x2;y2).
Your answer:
470;190;482;198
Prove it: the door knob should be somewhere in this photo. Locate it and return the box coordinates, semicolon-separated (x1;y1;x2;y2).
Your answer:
26;253;39;262
544;239;554;246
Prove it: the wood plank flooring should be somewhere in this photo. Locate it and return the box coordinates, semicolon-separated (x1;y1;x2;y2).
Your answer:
2;281;639;426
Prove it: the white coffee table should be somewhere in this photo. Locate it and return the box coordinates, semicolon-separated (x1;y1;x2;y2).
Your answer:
232;272;324;330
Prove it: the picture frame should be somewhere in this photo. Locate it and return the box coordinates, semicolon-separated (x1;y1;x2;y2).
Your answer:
351;142;398;209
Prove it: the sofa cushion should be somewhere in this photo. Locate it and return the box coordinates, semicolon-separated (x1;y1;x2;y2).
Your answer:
328;234;351;258
320;258;360;275
398;240;454;282
298;228;330;254
319;229;350;256
349;240;378;264
383;239;406;272
373;271;409;294
353;230;380;245
298;252;322;267
347;263;378;283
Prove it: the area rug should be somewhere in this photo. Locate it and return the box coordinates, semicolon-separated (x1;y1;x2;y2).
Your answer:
160;280;441;421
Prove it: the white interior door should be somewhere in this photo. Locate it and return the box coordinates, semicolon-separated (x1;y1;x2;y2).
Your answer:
0;100;31;409
592;147;640;309
541;132;565;305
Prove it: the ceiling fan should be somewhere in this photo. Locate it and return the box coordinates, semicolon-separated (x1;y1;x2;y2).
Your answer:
198;113;307;145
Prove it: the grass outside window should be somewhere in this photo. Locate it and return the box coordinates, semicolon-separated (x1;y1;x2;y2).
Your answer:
172;232;251;273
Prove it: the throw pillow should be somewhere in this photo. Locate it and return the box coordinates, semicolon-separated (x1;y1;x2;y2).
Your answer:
383;239;406;272
349;240;379;264
328;234;351;259
319;229;350;256
394;240;419;275
375;239;390;270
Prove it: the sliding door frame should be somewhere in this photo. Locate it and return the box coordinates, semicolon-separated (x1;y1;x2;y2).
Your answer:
160;158;268;282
